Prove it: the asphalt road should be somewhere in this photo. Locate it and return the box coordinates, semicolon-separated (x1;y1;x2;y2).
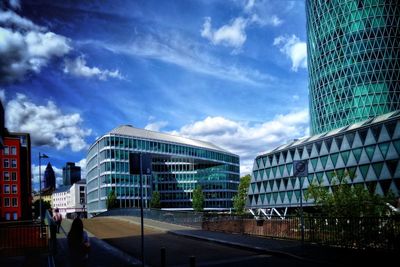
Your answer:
83;217;322;267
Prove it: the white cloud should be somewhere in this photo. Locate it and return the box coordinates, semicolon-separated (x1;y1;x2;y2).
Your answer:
201;17;248;49
251;14;283;27
5;93;92;151
170;109;309;175
76;158;87;180
63;56;124;81
0;10;71;83
273;34;307;71
145;121;168;132
100;33;274;86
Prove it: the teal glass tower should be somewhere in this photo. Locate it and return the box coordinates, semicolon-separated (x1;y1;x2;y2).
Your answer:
306;0;400;135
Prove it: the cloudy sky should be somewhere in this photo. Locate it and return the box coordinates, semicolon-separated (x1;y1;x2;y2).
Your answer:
0;0;310;190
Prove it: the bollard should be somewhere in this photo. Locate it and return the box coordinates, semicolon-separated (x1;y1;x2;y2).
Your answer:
160;247;166;267
190;256;196;267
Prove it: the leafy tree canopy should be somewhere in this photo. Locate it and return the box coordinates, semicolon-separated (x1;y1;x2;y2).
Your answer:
304;170;395;217
150;191;161;209
192;185;204;212
232;174;251;215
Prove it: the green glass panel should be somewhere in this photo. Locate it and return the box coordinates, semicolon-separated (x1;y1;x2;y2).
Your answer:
272;192;278;203
311;158;318;169
372;162;383;178
263;181;268;191
260;194;265;203
279;192;286;202
352;148;363;162
359;165;370;180
340;151;350;165
378;142;390;158
316;172;324;184
279;165;285;176
320;155;328;169
286;163;293;174
365;145;376;161
294;190;301;201
265;168;271;178
330;153;339;167
393;140;400;155
266;193;271;203
276;179;281;189
271;167;277;177
290;177;296;188
287;191;293;202
251;183;256;193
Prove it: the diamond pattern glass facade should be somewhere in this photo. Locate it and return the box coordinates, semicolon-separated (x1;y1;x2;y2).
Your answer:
307;0;400;134
247;112;400;208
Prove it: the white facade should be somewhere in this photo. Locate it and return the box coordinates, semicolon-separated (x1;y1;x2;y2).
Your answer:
52;180;86;218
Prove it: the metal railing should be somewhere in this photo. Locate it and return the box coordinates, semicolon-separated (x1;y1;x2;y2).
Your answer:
96;208;400;250
97;208;204;229
202;214;400;250
0;220;49;256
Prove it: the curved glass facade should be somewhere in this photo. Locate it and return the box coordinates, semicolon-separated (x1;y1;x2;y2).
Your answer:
86;126;240;214
306;0;400;134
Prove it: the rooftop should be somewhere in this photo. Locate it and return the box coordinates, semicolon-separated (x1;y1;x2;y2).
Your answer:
108;125;233;155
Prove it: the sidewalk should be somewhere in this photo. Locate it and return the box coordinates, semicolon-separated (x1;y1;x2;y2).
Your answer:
54;218;141;267
112;216;397;266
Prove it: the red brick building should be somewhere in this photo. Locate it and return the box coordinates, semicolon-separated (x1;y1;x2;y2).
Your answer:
0;133;31;221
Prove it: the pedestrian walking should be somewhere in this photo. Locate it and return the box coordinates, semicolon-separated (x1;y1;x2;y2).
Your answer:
67;217;90;267
53;208;62;233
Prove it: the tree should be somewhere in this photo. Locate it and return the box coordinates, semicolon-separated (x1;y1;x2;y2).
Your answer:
106;189;118;210
232;174;251;215
33;199;51;219
150;191;161;208
305;170;394;217
192;185;204;212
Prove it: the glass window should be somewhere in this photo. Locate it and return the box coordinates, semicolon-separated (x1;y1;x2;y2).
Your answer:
4;159;9;168
12;198;17;207
4;198;10;207
11;147;16;155
11;172;16;181
5;213;10;220
4;172;9;181
4;185;10;194
12;185;17;194
3;146;9;155
13;212;17;220
11;159;17;168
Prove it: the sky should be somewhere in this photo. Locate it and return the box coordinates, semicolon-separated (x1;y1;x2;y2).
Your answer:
0;0;310;191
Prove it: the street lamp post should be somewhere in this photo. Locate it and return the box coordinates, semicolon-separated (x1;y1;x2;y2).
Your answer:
39;152;49;223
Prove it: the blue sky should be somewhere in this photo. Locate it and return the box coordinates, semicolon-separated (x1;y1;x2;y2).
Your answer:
1;0;310;190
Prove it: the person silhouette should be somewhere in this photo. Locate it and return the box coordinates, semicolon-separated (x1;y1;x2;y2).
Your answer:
67;217;90;267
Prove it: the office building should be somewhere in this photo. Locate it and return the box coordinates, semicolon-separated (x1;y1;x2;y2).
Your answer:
63;162;81;186
248;0;400;211
43;162;56;190
52;179;86;219
86;125;240;215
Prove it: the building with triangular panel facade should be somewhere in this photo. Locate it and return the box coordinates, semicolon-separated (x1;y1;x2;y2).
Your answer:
247;0;400;211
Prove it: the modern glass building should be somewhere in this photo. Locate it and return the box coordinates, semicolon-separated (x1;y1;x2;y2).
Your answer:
248;0;400;211
307;0;400;135
86;125;240;215
248;111;400;209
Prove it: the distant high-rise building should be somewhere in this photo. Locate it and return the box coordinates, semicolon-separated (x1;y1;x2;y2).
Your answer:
62;162;81;186
307;0;400;134
43;162;56;190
